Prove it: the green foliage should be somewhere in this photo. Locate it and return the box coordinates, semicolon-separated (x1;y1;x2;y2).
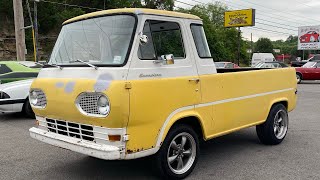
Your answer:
271;35;313;61
152;30;185;58
1;0;251;65
143;0;174;10
255;38;274;53
0;0;13;19
178;2;249;65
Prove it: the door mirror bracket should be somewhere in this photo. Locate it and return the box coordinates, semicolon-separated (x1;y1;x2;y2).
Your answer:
153;54;175;65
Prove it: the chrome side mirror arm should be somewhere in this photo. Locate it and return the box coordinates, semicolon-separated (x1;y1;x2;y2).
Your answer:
153;54;175;65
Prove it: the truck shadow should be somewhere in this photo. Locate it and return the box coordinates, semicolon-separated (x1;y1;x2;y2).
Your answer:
299;81;320;84
48;128;261;179
0;113;34;121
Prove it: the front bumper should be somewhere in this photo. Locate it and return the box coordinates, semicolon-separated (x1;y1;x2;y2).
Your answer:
29;127;121;160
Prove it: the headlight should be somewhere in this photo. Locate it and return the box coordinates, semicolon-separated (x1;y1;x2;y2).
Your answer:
97;95;110;115
29;90;38;105
29;89;47;108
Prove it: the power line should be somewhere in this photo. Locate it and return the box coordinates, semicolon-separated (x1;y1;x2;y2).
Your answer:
177;0;297;36
255;22;296;32
187;0;301;30
175;0;195;7
39;0;103;11
237;0;320;24
175;1;297;38
223;0;309;27
248;27;294;36
255;18;298;29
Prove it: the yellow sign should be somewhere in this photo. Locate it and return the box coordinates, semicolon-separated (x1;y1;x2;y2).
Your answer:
224;9;255;28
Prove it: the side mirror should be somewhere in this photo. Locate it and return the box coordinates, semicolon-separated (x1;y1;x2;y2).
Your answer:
154;54;175;65
139;32;148;45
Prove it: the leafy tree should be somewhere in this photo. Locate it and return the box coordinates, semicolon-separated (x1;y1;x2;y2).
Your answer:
143;0;174;10
255;38;274;53
178;2;249;65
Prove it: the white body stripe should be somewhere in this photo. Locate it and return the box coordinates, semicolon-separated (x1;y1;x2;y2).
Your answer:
125;88;294;159
195;88;294;108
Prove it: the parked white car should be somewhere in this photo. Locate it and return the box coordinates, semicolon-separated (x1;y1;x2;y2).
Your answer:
0;79;34;118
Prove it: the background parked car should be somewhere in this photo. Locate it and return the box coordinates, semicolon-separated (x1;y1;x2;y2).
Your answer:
291;54;320;67
253;61;289;68
0;79;34;118
295;61;320;84
0;61;40;84
215;62;239;68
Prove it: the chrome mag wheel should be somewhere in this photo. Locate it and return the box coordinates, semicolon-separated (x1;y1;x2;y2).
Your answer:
167;132;196;175
273;109;288;139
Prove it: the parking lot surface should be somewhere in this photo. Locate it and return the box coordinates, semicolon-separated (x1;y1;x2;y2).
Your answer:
1;82;320;180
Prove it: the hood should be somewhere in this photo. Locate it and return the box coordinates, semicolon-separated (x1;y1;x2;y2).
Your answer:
0;79;34;91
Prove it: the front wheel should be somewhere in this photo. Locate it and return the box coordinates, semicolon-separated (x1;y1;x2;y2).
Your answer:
296;73;302;84
155;125;199;179
256;104;289;145
23;99;35;119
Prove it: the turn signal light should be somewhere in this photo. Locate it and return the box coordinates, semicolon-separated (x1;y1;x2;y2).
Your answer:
108;135;121;142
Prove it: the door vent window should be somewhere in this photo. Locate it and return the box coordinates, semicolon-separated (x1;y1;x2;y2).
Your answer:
190;24;211;58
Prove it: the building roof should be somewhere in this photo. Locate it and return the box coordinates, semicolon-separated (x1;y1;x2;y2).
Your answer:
63;8;201;25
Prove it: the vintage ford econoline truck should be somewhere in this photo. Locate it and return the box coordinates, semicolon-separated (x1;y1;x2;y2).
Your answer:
29;8;297;179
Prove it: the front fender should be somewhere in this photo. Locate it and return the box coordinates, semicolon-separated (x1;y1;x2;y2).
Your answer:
156;108;206;148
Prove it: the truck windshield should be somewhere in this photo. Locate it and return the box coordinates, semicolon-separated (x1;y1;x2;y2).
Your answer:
48;15;136;66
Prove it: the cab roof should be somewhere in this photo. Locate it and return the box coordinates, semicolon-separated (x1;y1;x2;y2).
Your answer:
63;8;201;25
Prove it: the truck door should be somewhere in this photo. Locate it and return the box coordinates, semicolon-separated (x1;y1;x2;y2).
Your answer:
188;23;218;135
125;17;200;151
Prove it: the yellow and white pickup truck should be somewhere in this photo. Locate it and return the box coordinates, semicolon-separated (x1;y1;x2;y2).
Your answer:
29;8;297;179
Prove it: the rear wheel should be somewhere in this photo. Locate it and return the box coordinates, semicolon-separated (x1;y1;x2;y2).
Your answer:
256;104;288;145
296;73;302;84
155;125;199;179
23;99;35;119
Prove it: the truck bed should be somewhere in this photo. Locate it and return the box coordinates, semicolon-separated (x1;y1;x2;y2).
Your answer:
216;68;271;73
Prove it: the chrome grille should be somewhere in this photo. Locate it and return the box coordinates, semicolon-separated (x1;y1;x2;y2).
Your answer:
46;119;94;141
77;93;103;116
34;89;47;107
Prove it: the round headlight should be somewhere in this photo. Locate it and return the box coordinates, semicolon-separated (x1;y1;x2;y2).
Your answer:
97;95;110;115
29;90;38;106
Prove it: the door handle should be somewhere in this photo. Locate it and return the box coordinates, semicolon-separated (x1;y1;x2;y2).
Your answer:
189;78;200;83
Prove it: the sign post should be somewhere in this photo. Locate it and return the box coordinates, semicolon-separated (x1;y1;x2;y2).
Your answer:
224;9;256;66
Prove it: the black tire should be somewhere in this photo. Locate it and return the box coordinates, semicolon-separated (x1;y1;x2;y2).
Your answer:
154;124;199;179
23;99;35;119
296;73;302;84
256;104;288;145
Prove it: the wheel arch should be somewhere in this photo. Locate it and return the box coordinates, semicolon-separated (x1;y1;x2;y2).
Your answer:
269;99;288;111
296;72;303;79
157;112;206;149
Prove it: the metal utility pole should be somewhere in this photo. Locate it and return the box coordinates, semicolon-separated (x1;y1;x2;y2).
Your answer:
251;33;253;59
13;0;26;61
34;0;39;62
237;27;241;66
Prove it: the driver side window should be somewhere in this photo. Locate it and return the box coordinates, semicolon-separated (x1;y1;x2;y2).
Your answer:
138;20;185;60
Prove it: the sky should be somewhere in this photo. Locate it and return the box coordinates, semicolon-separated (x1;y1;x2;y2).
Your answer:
175;0;320;42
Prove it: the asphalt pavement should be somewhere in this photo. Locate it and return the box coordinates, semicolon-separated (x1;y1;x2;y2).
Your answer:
0;82;320;180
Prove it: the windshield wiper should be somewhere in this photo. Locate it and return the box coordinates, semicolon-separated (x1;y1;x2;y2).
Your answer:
35;62;62;70
75;59;98;70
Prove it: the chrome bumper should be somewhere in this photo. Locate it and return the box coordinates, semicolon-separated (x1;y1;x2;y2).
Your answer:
29;127;121;160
